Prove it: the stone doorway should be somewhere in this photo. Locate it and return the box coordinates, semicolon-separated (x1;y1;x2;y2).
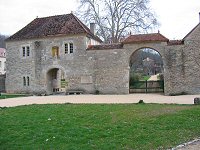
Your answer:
46;68;66;94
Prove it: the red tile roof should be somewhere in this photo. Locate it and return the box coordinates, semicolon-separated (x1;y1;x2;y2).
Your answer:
87;43;123;50
167;40;184;46
122;33;169;44
6;13;102;42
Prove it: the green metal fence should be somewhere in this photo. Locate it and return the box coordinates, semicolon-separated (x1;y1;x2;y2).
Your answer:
130;80;164;93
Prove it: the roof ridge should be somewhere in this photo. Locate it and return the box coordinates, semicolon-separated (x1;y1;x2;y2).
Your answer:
35;14;70;20
71;14;102;42
6;13;102;42
157;32;169;40
71;13;92;35
122;32;169;44
129;32;166;36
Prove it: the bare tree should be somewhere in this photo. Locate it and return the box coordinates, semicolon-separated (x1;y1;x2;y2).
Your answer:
77;0;158;43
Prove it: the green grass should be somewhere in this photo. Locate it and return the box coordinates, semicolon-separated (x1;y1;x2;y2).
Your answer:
1;104;200;149
0;94;29;99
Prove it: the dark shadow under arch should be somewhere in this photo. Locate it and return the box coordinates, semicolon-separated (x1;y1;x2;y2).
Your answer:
46;68;66;94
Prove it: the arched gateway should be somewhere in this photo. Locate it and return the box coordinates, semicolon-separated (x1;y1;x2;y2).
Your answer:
129;47;164;93
124;33;167;94
87;30;200;95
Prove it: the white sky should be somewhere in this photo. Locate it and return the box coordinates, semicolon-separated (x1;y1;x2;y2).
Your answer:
0;0;200;40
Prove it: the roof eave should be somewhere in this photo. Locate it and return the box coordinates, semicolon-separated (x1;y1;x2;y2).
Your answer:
123;40;168;44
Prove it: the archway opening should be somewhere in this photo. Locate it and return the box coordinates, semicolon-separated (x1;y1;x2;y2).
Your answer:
129;48;164;93
46;68;66;94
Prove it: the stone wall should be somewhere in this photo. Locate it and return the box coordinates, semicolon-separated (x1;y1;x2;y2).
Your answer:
6;34;96;94
0;74;5;92
5;24;200;95
87;49;129;94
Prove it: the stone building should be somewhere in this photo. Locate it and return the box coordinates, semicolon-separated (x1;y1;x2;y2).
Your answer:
5;13;200;95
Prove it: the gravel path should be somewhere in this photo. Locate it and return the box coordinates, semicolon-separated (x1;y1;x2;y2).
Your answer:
148;74;159;81
172;139;200;150
0;93;199;107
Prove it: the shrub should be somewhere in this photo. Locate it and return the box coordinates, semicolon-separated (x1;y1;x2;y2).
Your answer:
157;73;164;81
169;92;188;96
137;100;145;104
129;73;141;86
95;90;100;95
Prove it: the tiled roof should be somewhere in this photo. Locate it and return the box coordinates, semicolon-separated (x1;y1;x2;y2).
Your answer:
87;43;123;50
167;40;184;46
122;33;169;44
6;13;102;42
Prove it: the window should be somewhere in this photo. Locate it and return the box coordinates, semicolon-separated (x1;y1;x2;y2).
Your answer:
27;46;30;56
22;47;26;57
22;46;30;57
64;44;68;54
69;43;73;53
27;76;30;86
64;43;74;54
23;77;26;86
23;76;30;86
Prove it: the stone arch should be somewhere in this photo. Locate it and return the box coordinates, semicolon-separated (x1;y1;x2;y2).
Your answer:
45;66;66;94
128;46;165;93
129;46;164;63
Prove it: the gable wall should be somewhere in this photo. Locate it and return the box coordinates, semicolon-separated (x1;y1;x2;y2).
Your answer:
180;24;200;94
6;35;96;94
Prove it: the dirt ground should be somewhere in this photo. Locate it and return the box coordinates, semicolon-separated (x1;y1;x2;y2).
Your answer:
0;93;199;107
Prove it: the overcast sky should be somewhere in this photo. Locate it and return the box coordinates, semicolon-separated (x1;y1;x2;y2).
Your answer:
0;0;200;39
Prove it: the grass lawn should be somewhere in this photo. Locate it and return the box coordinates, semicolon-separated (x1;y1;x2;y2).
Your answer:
0;104;200;149
0;94;30;99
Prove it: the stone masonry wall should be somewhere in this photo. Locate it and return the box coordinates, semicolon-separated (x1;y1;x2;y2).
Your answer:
6;24;200;95
0;74;5;92
180;24;200;94
6;34;96;94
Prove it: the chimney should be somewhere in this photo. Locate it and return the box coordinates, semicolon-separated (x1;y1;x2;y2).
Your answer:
90;23;95;34
199;12;200;23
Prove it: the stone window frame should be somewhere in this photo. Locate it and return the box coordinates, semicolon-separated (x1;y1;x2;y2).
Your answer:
64;41;74;54
21;45;31;58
